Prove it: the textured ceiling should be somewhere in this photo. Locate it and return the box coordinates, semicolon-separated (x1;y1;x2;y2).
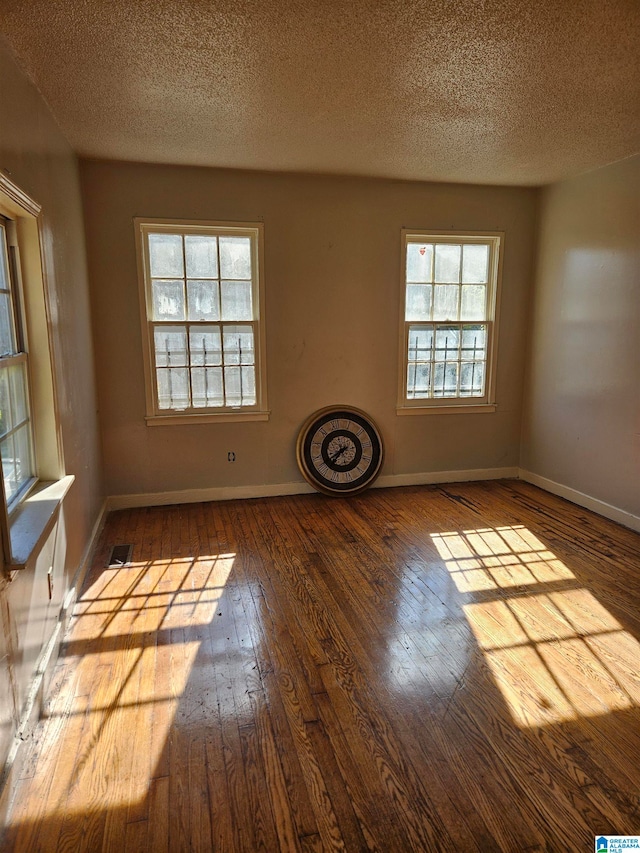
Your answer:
1;0;639;185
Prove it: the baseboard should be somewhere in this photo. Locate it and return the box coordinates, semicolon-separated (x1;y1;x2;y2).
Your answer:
375;467;519;489
63;497;109;617
519;469;640;533
107;467;520;511
107;481;316;510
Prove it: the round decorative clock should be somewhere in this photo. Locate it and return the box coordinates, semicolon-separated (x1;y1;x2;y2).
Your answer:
296;405;384;496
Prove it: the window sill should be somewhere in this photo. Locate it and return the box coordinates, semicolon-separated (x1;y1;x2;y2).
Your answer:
397;403;497;416
146;410;270;426
7;475;75;572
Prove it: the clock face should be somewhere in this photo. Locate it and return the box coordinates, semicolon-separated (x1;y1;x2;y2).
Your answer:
296;406;384;496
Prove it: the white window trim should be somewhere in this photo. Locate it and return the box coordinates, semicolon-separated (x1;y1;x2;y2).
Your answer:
0;217;37;511
135;218;269;425
397;230;504;415
0;174;72;573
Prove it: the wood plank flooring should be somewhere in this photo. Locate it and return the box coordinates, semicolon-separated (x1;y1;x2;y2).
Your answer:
2;480;640;851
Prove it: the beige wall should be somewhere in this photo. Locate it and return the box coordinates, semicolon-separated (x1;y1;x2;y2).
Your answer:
0;37;103;787
521;156;640;518
80;160;538;499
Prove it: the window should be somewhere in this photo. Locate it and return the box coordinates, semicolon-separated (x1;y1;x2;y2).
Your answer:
0;174;70;571
136;220;268;424
398;232;502;412
0;216;35;509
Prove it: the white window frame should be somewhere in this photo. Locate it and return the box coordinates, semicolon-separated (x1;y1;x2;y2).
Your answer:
0;215;37;511
0;175;71;573
135;219;269;425
397;230;503;415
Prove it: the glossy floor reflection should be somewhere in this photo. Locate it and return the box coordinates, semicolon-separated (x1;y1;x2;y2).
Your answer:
432;526;640;725
2;481;640;851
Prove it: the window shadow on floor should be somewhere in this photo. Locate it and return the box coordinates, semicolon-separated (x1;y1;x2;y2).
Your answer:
2;483;640;851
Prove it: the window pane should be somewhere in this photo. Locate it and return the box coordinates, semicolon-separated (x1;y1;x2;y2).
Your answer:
462;325;486;358
460;284;486;321
460;361;485;396
434;244;461;283
187;280;220;321
407;325;434;360
0;233;8;289
432;363;458;396
407;362;431;398
0;368;12;437
14;423;32;491
185;235;218;278
9;363;28;425
223;367;256;405
241;366;256;404
462;244;489;283
406;244;433;283
156;367;189;410
224;367;242;405
0;292;15;356
219;237;252;279
222;326;255;366
473;361;485;393
152;280;185;321
433;285;459;321
149;233;184;277
221;366;256;406
1;434;17;504
405;284;432;321
154;326;188;367
221;281;253;321
191;367;224;408
189;326;222;366
435;326;460;359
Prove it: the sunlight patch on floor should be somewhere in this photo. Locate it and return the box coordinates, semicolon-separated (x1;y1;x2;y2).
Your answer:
10;551;237;824
432;526;638;727
74;554;236;639
432;525;574;593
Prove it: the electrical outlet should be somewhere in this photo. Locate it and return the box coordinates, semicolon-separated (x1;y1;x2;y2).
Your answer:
227;451;236;462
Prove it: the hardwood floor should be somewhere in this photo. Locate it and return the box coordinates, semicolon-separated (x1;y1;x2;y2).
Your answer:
2;480;640;851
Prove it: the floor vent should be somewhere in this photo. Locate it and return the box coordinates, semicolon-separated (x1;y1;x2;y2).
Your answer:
107;544;134;567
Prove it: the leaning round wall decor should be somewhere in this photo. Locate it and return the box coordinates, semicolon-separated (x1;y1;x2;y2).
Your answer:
296;405;384;496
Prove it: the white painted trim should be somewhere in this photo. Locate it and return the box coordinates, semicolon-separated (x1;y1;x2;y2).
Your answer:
146;410;270;426
0;173;41;217
375;467;519;489
66;498;109;608
107;482;316;510
519;469;640;533
8;475;75;570
107;467;520;510
397;231;503;410
135;219;268;421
